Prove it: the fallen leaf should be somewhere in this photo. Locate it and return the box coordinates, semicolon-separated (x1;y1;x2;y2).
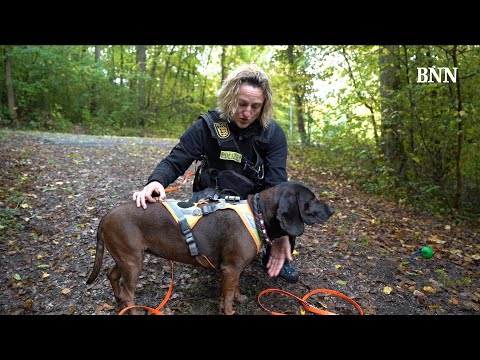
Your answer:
428;235;446;244
292;250;299;255
318;301;329;309
413;289;425;297
383;286;393;295
103;303;115;311
335;264;342;269
41;272;50;280
96;303;115;311
13;274;21;281
423;286;436;293
449;298;459;305
23;299;34;311
61;288;71;295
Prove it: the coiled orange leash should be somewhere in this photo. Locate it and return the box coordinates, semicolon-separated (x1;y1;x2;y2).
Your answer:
257;288;364;315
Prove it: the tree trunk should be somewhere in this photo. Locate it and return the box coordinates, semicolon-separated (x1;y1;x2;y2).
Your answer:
401;45;418;180
146;45;163;110
379;45;406;180
221;46;227;84
201;46;213;104
91;45;101;116
137;45;146;127
286;45;307;143
119;45;124;86
156;45;176;113
4;45;18;126
109;46;115;83
452;45;463;209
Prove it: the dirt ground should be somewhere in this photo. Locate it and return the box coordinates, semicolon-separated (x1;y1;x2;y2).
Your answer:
1;130;479;317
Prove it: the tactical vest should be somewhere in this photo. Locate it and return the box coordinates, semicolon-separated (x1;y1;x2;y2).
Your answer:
193;110;275;196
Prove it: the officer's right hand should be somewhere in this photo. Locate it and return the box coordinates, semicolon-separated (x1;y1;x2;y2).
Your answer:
132;181;166;209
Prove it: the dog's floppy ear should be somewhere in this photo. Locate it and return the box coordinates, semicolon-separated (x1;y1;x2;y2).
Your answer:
297;186;335;225
276;192;305;236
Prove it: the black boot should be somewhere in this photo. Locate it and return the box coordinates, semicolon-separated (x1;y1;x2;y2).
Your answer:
262;253;299;284
278;261;299;283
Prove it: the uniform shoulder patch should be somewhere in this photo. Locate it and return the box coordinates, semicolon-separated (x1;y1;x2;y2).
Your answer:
213;122;230;139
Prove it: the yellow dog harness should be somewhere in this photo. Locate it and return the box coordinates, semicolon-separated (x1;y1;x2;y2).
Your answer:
162;199;262;264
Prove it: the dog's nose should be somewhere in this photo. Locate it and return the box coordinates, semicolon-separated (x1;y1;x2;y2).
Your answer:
327;206;335;217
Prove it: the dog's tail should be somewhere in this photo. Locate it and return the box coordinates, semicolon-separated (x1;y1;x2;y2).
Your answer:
86;217;106;284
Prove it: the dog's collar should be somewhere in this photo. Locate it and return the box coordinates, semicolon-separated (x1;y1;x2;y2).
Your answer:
253;193;272;245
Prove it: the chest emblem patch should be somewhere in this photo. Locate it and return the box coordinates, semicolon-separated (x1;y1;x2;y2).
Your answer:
214;122;230;139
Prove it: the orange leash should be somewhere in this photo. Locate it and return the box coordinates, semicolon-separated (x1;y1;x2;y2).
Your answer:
164;172;194;193
257;288;364;315
118;260;174;315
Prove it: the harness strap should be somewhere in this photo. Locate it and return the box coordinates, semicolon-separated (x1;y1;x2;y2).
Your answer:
178;217;198;256
165;200;199;257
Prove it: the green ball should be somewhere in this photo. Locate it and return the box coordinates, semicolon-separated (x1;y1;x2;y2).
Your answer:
421;246;433;259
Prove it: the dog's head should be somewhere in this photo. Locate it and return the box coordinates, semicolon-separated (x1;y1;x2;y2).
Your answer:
275;182;334;236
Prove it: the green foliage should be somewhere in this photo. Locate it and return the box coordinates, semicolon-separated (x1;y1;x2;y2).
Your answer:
435;269;472;289
1;45;479;220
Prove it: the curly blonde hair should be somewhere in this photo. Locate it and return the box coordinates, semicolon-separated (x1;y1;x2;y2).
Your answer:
217;64;273;128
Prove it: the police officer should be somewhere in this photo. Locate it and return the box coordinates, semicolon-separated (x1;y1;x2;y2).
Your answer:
133;64;299;283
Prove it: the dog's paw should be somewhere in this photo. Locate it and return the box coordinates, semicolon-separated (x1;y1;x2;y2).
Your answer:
219;307;236;315
235;294;248;303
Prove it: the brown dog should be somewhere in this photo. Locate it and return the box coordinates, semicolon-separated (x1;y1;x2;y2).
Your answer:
86;181;334;315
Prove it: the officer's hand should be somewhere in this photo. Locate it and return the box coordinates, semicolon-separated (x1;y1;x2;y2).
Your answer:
266;235;292;278
132;181;166;209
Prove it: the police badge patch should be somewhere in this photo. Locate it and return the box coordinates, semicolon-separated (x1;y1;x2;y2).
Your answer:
214;122;230;139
